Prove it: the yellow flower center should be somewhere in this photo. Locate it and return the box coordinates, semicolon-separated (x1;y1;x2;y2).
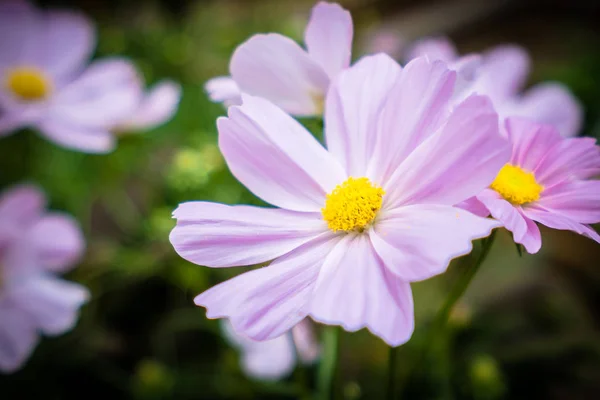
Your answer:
490;164;543;205
5;67;51;101
322;177;385;232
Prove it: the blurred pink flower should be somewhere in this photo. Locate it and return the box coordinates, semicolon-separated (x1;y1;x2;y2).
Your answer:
464;118;600;254
221;319;319;381
205;2;353;116
0;0;142;153
115;80;182;133
170;55;510;346
406;37;583;137
0;184;88;373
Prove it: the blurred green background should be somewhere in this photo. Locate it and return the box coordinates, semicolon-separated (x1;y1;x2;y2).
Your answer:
1;0;600;398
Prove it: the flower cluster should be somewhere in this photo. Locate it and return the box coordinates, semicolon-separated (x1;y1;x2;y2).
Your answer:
172;1;600;380
0;0;182;373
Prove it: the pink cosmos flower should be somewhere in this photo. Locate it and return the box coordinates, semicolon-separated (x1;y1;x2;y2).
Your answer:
204;2;353;116
0;184;88;373
465;118;600;254
114;80;182;133
170;54;511;346
222;319;320;381
406;37;582;137
0;0;142;153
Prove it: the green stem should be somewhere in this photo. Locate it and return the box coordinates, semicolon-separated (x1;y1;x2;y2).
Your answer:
399;231;497;395
316;326;340;400
387;346;399;400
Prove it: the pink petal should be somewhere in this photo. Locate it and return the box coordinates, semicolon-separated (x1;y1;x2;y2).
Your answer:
515;83;583;138
385;95;510;207
218;94;345;212
304;2;353;79
50;58;142;128
324;53;400;176
310;235;414;347
205;76;242;107
477;190;541;253
36;10;95;80
221;321;296;381
534;137;600;187
523;207;600;244
29;213;84;273
475;45;530;99
535;181;600;224
0;303;39;373
123;80;182;131
370;204;499;282
456;196;490;218
404;36;458;63
369;57;456;184
0;0;37;68
195;236;339;341
506;117;561;173
9;276;89;336
292;320;320;364
36;119;115;153
0;184;45;230
230;34;329;116
170;201;327;268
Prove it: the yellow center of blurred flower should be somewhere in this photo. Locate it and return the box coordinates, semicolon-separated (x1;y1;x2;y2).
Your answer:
490;164;543;205
322;177;385;232
5;67;51;101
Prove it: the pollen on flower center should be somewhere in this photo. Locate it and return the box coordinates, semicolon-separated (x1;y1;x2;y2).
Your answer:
5;67;51;101
322;177;385;232
490;164;543;205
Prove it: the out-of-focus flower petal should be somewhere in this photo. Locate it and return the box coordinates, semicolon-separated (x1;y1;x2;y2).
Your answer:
292;320;320;364
121;80;181;131
385;95;509;207
304;2;353;79
230;34;329;116
221;320;296;381
205;76;242;107
325;53;400;176
0;0;37;69
36;10;95;80
36;119;115;153
370;205;498;282
0;184;45;232
8;276;89;336
170;202;327;268
218;95;345;212
28;213;84;273
195;236;339;341
514;83;583;138
310;234;414;347
50;58;142;128
404;36;458;63
0;304;39;373
475;45;530;99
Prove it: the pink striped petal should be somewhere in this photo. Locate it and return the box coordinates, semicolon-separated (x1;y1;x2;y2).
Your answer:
310;234;414;347
523;207;600;244
170;202;327;268
370;57;456;184
506;117;561;173
195;236;339;341
534;137;600;186
218;94;345;212
535;181;600;224
370;205;498;282
385;95;509;207
304;2;353;79
324;53;400;176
